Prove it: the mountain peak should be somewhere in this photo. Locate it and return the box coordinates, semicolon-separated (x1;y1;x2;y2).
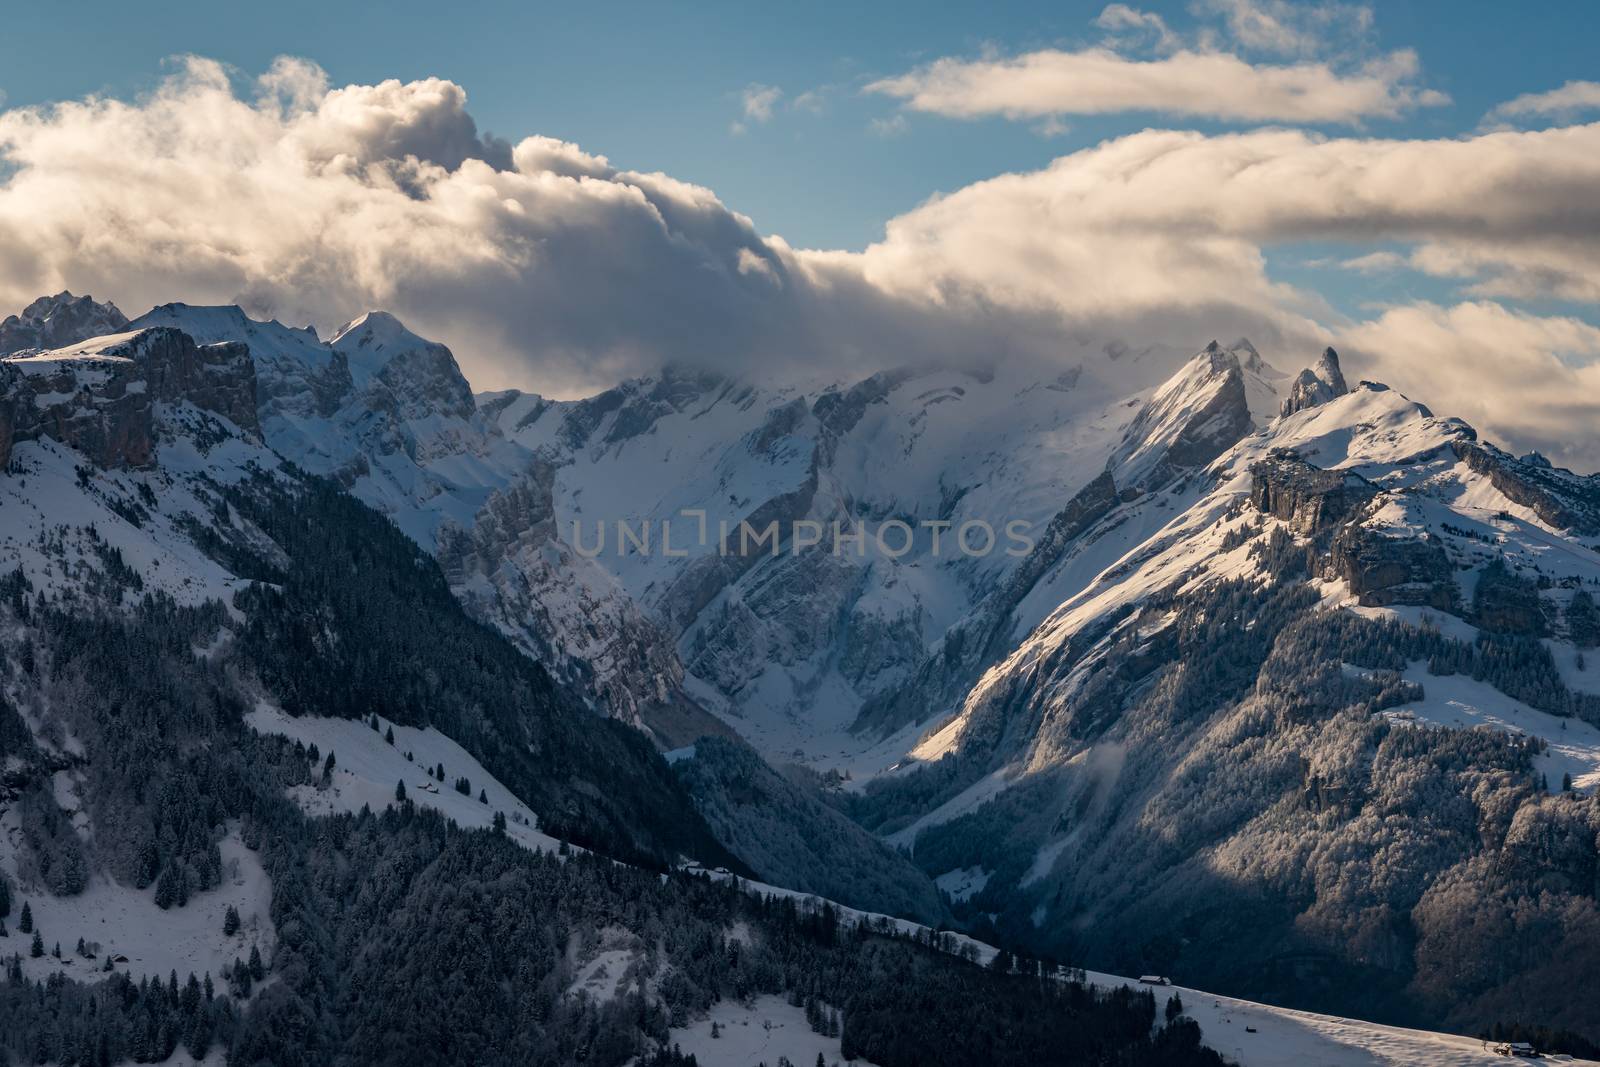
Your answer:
331;310;441;375
1108;340;1252;489
1316;346;1348;396
1;291;130;355
331;309;412;346
1281;345;1352;418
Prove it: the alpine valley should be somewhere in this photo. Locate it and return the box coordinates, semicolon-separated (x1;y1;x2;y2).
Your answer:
1;289;1598;1065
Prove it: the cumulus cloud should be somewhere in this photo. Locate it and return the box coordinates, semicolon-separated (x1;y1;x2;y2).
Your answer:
866;47;1444;125
2;58;1600;465
839;122;1600;462
1487;80;1600;124
0;58;1040;396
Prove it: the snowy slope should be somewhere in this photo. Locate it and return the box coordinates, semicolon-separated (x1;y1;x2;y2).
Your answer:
683;868;1588;1067
245;704;565;855
1365;662;1600;791
493;341;1288;776
124;303;692;728
3;822;274;990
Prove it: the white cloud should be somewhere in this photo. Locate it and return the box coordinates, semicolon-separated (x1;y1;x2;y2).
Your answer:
1339;250;1407;273
791;89;827;115
3;59;1600;466
1487;80;1600;123
731;83;782;134
1093;4;1180;51
841;122;1600;463
1344;302;1600;461
1193;0;1375;58
868;114;909;137
866;46;1445;125
870;2;1436;128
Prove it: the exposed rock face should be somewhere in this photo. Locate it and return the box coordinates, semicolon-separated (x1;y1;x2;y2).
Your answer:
1330;525;1455;609
0;292;129;355
0;327;258;469
1280;347;1350;417
1108;342;1254;490
437;461;696;732
119;328;259;434
129;303;353;431
1451;439;1600;536
0;351;152;469
856;470;1122;736
1250;451;1379;537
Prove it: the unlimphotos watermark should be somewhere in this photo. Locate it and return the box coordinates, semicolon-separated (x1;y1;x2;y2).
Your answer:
571;510;1035;559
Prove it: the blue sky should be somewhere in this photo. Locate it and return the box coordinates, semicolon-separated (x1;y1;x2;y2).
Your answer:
3;0;1594;253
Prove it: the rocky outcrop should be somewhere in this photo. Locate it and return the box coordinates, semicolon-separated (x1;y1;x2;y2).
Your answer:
0;352;152;469
0;292;129;356
1330;525;1456;609
436;461;725;744
0;327;258;469
1250;452;1380;537
1280;347;1349;417
1451;439;1600;536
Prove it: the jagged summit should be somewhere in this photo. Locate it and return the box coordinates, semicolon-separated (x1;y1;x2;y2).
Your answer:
1108;341;1253;490
1280;344;1351;417
0;291;129;355
1315;345;1348;395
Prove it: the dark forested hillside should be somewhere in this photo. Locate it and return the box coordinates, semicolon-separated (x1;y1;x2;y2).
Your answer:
214;472;733;867
855;577;1600;1042
0;582;1226;1065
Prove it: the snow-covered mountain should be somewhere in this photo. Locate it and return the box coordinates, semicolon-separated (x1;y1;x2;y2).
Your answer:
849;349;1600;1039
118;303;706;738
480;339;1286;772
0;315;1226;1067
7;290;1598;1051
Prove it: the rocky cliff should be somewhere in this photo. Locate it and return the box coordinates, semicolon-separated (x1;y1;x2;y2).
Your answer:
0;327;257;469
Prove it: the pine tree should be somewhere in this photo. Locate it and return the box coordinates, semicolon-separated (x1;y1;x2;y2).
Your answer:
223;904;241;936
18;901;31;933
30;930;43;958
248;943;265;981
396;780;408;803
493;811;507;833
479;788;488;804
385;725;395;744
1562;772;1574;791
1166;992;1184;1022
0;874;9;918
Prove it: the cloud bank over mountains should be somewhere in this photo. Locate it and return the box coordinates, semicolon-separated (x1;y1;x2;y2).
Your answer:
2;51;1600;465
